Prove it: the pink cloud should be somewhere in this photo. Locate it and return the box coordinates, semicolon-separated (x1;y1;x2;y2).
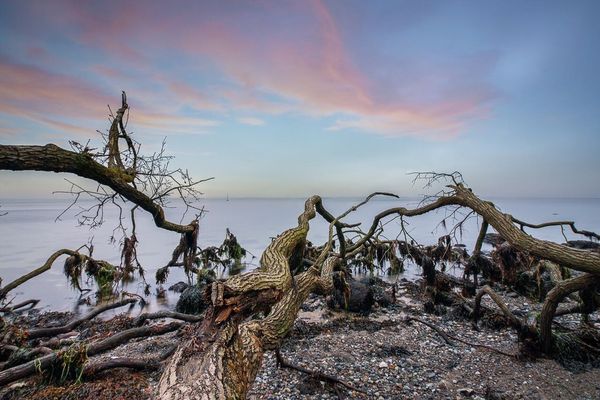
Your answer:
0;58;112;119
3;0;497;139
0;58;220;139
168;0;494;138
0;126;22;138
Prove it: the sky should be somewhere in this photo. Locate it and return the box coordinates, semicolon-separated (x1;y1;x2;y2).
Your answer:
0;0;599;199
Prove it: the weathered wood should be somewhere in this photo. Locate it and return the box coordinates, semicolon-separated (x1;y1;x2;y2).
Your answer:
156;197;337;399
27;298;136;339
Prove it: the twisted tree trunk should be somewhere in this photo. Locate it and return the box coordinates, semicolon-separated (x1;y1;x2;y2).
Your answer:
157;196;336;399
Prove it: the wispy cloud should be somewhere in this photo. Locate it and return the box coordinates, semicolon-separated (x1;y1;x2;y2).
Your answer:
238;117;265;126
0;126;22;138
0;0;497;139
0;58;221;138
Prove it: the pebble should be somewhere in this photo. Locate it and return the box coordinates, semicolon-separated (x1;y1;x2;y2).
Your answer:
241;288;600;399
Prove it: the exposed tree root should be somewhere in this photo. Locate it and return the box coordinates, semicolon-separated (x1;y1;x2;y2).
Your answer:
82;344;177;377
539;274;600;354
404;317;454;346
27;298;137;340
0;322;182;386
473;285;525;330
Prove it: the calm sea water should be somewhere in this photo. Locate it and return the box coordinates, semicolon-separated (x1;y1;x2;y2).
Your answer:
1;196;599;313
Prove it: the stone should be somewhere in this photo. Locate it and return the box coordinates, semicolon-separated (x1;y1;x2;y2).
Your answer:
175;284;208;314
168;281;189;293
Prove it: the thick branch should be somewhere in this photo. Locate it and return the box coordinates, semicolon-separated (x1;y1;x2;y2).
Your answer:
453;186;600;274
0;144;194;233
219;195;321;296
28;298;136;339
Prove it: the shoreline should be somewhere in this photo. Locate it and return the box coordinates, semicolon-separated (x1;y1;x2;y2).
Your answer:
2;278;599;399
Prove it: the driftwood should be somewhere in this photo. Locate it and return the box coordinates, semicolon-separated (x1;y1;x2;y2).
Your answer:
82;344;177;377
28;298;136;340
133;310;203;326
0;322;182;386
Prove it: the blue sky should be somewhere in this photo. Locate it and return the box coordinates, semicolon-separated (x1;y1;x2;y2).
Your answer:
0;0;599;198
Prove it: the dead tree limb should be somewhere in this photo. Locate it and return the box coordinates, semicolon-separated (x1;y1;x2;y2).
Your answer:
82;344;177;377
0;322;182;386
84;357;160;375
404;317;454;346
343;184;600;275
0;299;40;313
511;217;600;241
472;285;528;333
133;310;203;326
0;249;77;300
0;144;194;233
27;298;136;340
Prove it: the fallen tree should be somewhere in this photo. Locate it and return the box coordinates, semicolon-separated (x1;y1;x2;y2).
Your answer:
1;95;600;398
153;177;600;399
